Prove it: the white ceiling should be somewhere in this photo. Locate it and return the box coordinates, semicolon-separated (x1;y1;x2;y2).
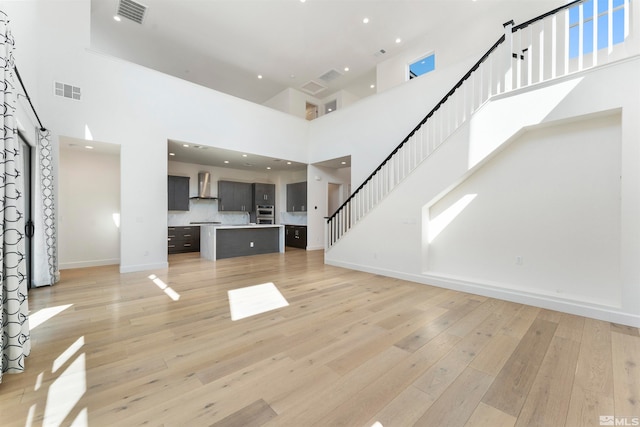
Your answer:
89;0;565;169
90;0;565;105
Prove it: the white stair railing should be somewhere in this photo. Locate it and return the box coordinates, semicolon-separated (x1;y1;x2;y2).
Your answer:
327;0;636;248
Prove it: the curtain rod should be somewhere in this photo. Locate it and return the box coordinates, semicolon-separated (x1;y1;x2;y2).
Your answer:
13;66;46;132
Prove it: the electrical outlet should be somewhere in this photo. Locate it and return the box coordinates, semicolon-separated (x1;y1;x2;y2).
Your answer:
515;256;523;265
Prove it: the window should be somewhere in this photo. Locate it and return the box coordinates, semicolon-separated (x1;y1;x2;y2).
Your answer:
569;0;628;58
409;52;435;79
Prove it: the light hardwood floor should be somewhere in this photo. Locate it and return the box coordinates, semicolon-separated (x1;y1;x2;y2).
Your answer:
1;249;638;426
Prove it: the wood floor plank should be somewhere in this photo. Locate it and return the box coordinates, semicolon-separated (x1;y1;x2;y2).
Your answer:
1;250;637;427
564;318;616;426
514;336;580;427
565;385;615;427
414;367;494;426
610;322;640;337
304;332;461;427
365;385;432;427
263;345;410;426
481;317;558;417
464;402;516;427
611;330;640;418
325;307;448;376
413;311;510;401
210;399;277;427
501;305;541;339
393;298;483;353
469;333;520;377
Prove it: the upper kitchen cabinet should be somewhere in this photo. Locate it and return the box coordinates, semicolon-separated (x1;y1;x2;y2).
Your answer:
168;175;190;211
218;180;252;211
253;183;275;206
286;181;307;212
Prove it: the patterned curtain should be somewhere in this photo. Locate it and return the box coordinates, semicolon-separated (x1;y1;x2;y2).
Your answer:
32;128;58;287
1;11;30;382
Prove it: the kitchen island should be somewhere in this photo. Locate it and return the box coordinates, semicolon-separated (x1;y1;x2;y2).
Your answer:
200;224;285;261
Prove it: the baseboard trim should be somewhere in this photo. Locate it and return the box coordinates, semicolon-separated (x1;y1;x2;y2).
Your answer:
119;262;169;274
325;258;640;328
60;259;120;270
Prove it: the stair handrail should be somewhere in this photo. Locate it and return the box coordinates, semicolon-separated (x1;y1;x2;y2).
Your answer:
326;32;506;224
326;0;597;227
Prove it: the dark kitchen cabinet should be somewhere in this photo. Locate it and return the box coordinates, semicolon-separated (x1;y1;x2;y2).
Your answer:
253;183;275;206
286;181;307;212
168;175;190;211
285;225;307;249
168;226;200;254
218;180;252;211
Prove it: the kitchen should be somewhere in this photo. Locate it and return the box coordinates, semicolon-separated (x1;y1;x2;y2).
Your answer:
167;143;311;261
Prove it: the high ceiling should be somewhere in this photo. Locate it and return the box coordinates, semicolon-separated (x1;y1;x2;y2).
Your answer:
89;0;564;169
90;0;565;106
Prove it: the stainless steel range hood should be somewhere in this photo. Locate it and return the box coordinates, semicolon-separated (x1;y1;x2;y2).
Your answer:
191;172;218;200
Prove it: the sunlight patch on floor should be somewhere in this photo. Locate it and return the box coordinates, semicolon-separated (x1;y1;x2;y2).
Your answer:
148;274;181;301
29;304;73;330
44;337;87;427
228;282;289;321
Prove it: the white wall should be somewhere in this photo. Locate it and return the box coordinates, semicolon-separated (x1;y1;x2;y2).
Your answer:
375;0;566;93
325;58;640;327
9;0;639;325
306;165;351;250
59;144;120;268
427;114;621;306
263;87;361;120
307;56;475;190
7;1;310;273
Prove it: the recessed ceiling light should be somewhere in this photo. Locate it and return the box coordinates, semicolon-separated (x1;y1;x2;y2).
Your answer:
183;144;189;147
257;74;263;79
85;145;94;149
242;154;248;157
287;161;292;165
224;160;230;164
113;15;121;22
344;67;349;72
300;0;306;2
169;152;175;156
362;17;369;24
395;38;402;44
341;161;347;165
266;167;271;170
370;84;375;89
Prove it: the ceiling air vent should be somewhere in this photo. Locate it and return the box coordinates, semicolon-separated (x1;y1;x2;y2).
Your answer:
54;81;81;101
300;80;327;96
116;0;148;24
318;68;343;84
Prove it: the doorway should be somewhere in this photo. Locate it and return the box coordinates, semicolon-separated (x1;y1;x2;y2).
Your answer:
59;138;121;269
19;133;33;289
305;102;318;121
327;183;342;216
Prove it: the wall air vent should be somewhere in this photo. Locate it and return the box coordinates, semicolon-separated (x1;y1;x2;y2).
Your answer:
116;0;147;24
54;81;81;101
318;68;343;84
300;80;327;96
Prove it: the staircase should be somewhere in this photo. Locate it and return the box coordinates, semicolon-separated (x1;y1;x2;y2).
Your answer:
327;0;637;248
